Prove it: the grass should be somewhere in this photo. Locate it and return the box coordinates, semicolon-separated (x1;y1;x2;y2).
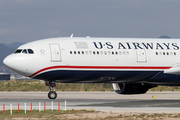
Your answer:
0;79;180;92
1;110;180;120
100;113;180;120
0;80;114;91
0;110;93;120
149;86;180;91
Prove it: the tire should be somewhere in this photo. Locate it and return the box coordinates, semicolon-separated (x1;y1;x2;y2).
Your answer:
48;91;57;99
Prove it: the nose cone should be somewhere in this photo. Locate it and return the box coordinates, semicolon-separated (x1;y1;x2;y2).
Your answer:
3;55;15;70
3;54;32;77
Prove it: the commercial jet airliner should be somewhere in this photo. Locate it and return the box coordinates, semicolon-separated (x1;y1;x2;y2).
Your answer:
3;37;180;99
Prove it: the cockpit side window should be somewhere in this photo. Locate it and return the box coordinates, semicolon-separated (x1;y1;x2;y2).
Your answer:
22;49;27;54
14;49;22;54
28;49;34;54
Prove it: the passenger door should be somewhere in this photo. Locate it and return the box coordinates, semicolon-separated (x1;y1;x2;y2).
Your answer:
136;49;147;63
49;44;61;62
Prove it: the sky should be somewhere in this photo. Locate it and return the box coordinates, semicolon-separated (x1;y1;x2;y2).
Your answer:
0;0;180;44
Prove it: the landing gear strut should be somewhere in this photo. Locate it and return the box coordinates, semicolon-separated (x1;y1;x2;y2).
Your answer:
47;81;57;99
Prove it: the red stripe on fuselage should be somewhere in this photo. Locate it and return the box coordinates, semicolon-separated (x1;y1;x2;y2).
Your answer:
29;66;172;77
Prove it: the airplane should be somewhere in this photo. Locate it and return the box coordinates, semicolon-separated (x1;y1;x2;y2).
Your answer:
3;36;180;99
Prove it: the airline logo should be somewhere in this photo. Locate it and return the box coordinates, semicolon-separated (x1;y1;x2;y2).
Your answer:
93;42;179;50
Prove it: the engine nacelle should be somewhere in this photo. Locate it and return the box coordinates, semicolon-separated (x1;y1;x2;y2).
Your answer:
112;83;156;94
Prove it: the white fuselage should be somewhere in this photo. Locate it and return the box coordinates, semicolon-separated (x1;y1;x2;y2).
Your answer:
3;37;180;85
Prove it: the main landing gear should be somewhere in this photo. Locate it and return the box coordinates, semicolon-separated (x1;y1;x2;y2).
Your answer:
46;81;57;99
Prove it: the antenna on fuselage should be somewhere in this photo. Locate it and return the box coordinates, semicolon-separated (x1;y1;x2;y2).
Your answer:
70;34;73;38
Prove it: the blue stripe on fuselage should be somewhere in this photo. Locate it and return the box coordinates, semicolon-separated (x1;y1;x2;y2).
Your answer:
33;70;180;85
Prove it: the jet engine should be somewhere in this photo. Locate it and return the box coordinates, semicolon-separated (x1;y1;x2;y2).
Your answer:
112;83;156;94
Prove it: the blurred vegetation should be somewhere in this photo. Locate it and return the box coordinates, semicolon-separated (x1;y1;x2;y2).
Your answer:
0;79;180;91
0;110;92;120
0;79;113;91
149;86;180;91
1;110;180;120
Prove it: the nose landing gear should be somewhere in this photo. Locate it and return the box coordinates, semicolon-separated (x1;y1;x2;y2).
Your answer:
48;91;57;99
46;81;57;99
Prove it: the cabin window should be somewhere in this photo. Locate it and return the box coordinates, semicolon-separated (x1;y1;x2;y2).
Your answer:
97;51;99;54
108;51;111;55
74;51;76;54
100;51;103;55
156;52;158;55
104;51;107;55
78;51;80;54
115;52;118;55
174;52;176;55
126;51;129;55
82;51;84;54
70;51;72;54
93;51;95;54
112;52;114;55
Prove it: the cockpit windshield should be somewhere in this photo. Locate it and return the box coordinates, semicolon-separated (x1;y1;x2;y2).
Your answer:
14;49;22;53
22;49;27;54
14;49;34;54
28;49;34;54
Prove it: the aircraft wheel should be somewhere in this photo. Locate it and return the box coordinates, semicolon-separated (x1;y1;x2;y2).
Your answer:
48;91;57;99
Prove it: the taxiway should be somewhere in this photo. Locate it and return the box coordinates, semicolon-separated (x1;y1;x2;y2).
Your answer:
0;91;180;113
